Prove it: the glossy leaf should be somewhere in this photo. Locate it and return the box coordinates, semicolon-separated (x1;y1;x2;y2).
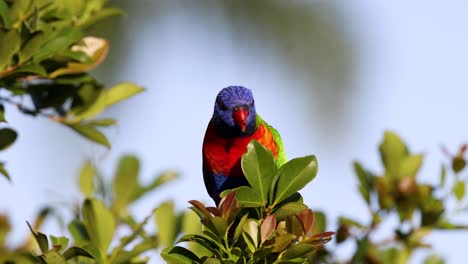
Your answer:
274;202;308;221
234;186;264;207
241;140;278;205
243;219;259;248
82;199;116;256
281;243;315;261
272;155;318;205
63;247;94;260
260;214;276;243
161;246;201;264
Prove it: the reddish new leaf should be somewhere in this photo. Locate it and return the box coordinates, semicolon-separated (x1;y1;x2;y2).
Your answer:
261;214;277;243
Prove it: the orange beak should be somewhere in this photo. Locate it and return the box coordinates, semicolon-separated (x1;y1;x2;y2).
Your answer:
233;109;249;132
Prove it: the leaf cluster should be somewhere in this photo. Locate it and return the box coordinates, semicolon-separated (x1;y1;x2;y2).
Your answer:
162;141;335;263
0;0;143;181
318;131;468;264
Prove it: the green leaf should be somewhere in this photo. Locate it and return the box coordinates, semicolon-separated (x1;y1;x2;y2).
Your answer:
161;246;201;264
79;161;95;197
68;220;89;244
453;181;466;201
19;32;45;63
398;154;423;178
353;162;371;204
272;155;318;206
27;221;49;253
243;219;259;248
274;202;308;221
50;235;69;252
33;27;83;62
0;1;12;28
177;234;222;258
241;140;278;205
63;247;94;260
424;255;445;264
82;198;116;256
0;29;21;70
440;165;447;187
0;128;18;150
155;201;177;247
68;123;110;148
74;82;144;120
281;243;315;261
0;163;10;181
233;214;248;244
40;251;67;264
13;64;47;76
379;131;409;178
113;155;139;211
234;186;264;207
0;105;6;122
86;118;116;127
135;171;179;200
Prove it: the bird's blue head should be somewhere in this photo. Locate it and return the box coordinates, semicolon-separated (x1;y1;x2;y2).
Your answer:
212;86;257;137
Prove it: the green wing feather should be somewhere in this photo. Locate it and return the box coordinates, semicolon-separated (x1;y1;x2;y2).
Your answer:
256;114;287;166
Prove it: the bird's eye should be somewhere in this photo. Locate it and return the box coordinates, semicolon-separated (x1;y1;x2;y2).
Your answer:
250;99;255;107
218;100;227;111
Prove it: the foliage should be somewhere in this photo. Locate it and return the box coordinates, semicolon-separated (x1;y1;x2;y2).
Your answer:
0;0;143;180
0;154;190;264
162;141;335;263
315;131;468;263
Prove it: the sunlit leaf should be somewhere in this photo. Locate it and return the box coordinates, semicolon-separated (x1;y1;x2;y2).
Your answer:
113;155;139;211
234;186;264;207
274;202;308;221
243;219;259;248
241;140;278;205
0;163;10;181
155;201;176;247
79;161;95;197
74;82;144;120
63;247;94;260
281;243;315;261
68;123;110;148
453;181;466;201
27;221;49;254
398;154;423;178
272;155;318;206
82;199;116;256
379;131;408;178
49;37;109;78
50;235;69;252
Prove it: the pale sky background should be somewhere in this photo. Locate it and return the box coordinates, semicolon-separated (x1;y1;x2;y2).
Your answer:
1;1;467;263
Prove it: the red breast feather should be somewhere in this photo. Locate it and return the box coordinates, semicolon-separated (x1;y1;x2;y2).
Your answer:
203;122;279;177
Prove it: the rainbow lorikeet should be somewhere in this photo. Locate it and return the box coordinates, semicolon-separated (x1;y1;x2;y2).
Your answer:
203;86;287;204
